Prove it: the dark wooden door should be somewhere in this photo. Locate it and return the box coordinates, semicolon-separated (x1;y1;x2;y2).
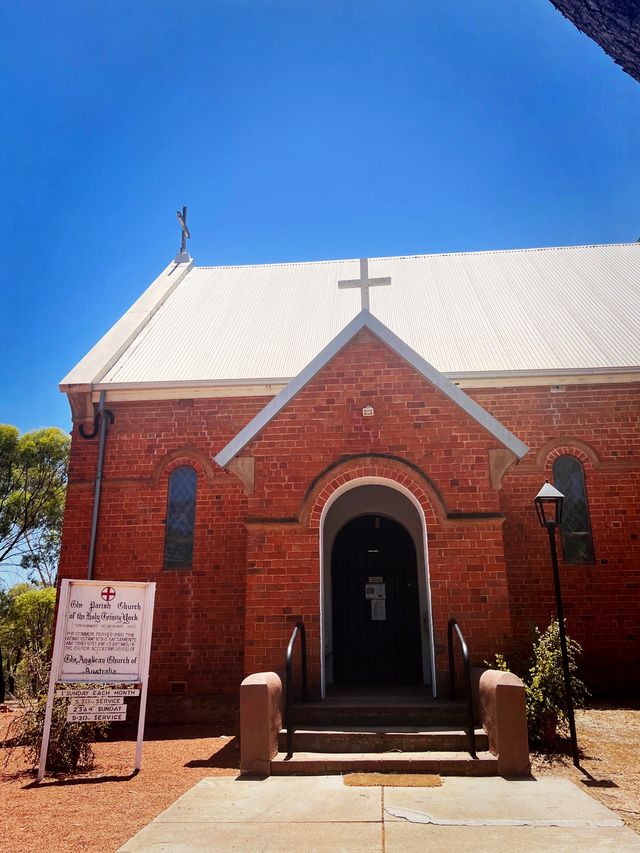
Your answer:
331;515;423;685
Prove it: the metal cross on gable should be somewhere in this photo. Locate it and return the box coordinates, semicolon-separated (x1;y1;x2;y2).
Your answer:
338;258;391;311
174;205;192;263
177;206;190;253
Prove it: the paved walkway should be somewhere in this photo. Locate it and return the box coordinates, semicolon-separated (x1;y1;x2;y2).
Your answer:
119;775;640;852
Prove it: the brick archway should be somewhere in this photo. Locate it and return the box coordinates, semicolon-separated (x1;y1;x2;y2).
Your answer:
317;473;438;697
244;455;512;696
300;455;445;531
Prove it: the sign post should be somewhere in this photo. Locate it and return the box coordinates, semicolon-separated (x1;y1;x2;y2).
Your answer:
38;580;155;782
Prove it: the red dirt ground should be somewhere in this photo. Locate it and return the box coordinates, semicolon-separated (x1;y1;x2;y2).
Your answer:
1;709;239;853
1;703;638;851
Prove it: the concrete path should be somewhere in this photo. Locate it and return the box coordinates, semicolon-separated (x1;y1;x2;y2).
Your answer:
119;775;640;852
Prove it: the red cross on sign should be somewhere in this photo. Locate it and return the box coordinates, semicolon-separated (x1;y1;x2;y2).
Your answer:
101;587;116;601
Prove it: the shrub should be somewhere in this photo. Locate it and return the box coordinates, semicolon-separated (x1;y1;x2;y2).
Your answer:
487;619;589;748
10;695;109;772
5;651;110;773
525;620;589;746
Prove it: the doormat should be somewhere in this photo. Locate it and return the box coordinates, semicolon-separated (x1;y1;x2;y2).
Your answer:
344;773;442;787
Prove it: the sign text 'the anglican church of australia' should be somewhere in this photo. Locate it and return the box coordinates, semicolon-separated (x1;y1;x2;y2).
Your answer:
61;582;148;682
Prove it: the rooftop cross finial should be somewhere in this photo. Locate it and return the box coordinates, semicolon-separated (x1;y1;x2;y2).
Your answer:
338;258;391;311
175;205;192;263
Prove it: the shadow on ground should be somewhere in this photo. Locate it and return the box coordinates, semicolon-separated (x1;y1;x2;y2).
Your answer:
184;737;240;769
23;771;139;789
104;722;239;743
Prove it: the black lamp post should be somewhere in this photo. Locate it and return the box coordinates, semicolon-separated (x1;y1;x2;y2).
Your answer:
534;480;580;766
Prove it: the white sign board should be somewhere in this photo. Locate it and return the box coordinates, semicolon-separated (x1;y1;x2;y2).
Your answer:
67;698;127;719
371;599;386;621
55;687;140;697
68;696;126;707
67;708;127;723
61;583;147;681
38;580;155;782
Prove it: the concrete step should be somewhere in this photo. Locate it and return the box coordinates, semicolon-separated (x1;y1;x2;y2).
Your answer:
278;726;488;754
292;700;470;728
271;750;498;776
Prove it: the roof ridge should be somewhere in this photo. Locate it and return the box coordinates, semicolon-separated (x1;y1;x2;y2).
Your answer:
194;242;638;271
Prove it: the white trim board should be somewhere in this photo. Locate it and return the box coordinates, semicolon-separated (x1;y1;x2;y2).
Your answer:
214;310;529;468
86;369;640;404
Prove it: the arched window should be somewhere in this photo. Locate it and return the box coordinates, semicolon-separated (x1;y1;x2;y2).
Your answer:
552;455;595;564
164;466;197;569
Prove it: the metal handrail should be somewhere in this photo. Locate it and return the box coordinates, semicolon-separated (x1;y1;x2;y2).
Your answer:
447;617;477;758
284;621;307;758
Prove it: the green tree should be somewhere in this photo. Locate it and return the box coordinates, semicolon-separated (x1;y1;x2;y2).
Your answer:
0;583;56;698
0;425;69;587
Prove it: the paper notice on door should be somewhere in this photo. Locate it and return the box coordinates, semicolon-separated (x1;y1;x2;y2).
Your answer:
371;599;386;621
365;583;386;600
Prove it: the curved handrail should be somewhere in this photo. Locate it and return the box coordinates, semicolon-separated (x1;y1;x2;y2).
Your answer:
447;617;477;758
284;621;307;758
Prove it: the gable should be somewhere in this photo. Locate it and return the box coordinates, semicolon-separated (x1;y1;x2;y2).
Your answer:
214;311;529;468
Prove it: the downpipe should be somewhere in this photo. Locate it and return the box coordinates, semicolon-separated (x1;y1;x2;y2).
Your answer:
79;391;114;580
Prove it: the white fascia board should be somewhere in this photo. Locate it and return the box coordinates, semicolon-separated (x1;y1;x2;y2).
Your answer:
93;376;294;391
214;310;529;468
59;259;194;391
445;365;640;380
90;366;640;394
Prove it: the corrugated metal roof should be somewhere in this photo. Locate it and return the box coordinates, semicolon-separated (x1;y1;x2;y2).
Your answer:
86;243;640;387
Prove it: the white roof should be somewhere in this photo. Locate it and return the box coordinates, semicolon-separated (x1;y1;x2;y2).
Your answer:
61;242;640;391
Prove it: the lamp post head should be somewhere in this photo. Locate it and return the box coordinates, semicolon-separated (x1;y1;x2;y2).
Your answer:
534;480;564;527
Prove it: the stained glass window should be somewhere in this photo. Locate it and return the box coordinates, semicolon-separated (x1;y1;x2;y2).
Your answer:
553;455;595;565
164;466;197;569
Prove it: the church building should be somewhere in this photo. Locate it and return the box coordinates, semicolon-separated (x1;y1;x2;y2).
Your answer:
58;239;640;715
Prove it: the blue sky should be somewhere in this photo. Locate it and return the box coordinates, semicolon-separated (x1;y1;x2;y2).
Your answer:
1;1;638;434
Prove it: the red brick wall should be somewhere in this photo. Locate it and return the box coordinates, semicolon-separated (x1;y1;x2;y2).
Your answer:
471;383;640;692
241;333;516;692
246;331;505;519
59;396;269;695
58;335;640;698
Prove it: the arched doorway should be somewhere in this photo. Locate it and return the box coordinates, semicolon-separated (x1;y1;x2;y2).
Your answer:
332;515;422;685
320;480;435;695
